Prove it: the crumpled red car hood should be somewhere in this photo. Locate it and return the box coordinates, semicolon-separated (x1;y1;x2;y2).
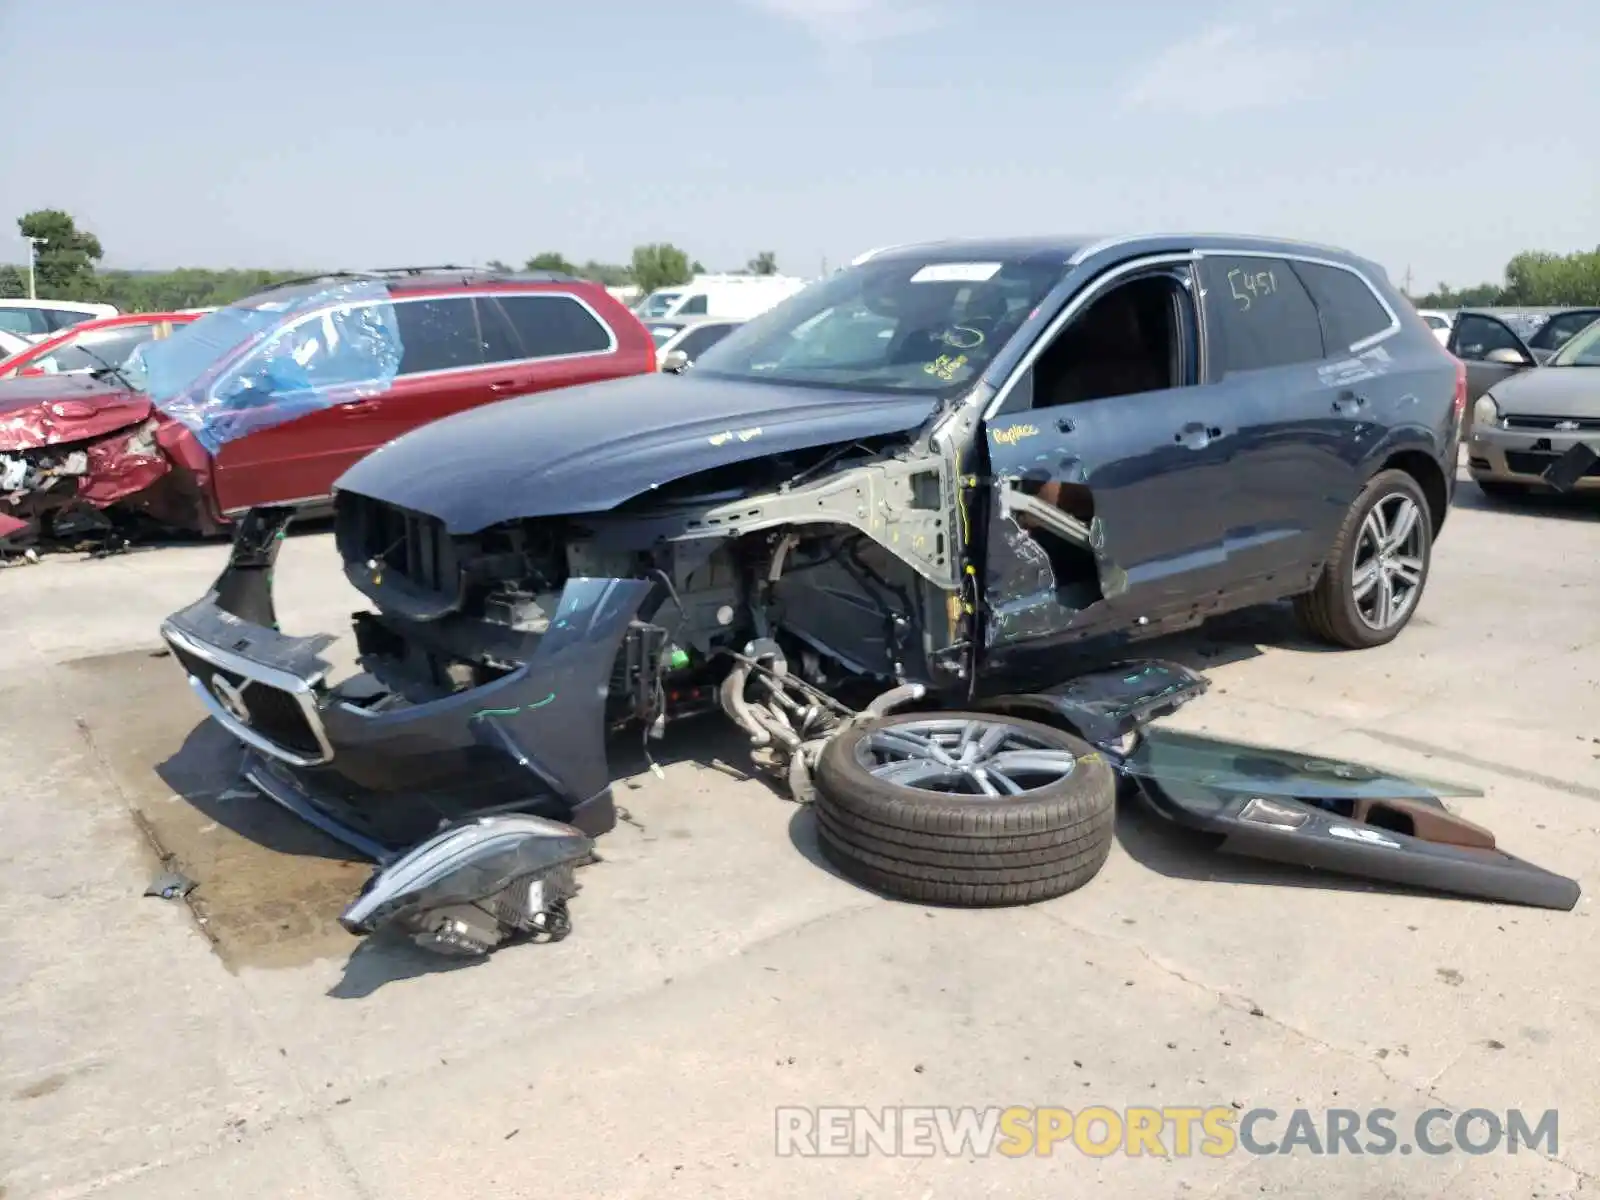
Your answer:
0;375;153;452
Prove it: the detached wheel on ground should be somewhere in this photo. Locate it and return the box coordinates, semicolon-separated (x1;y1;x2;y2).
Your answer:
1295;468;1434;650
811;712;1116;907
1476;479;1531;502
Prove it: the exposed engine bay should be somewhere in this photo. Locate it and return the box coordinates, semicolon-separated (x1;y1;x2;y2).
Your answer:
333;436;991;782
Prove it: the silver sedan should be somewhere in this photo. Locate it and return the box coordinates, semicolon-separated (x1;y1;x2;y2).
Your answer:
1467;317;1600;498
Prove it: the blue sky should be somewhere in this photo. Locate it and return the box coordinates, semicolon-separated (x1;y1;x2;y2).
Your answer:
2;0;1595;289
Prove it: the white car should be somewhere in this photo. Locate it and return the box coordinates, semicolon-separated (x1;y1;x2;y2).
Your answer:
0;298;120;340
1416;309;1453;346
635;274;807;321
645;316;744;370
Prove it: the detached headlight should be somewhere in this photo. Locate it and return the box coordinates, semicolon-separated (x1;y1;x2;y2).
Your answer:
1473;394;1501;429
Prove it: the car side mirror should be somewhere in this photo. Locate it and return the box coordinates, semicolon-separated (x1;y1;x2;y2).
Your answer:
1485;347;1530;367
662;350;690;374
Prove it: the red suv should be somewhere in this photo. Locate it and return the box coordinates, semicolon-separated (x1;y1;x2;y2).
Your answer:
0;267;655;543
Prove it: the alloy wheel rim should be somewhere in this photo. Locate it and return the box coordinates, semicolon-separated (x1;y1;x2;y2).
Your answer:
854;717;1078;797
1351;493;1426;631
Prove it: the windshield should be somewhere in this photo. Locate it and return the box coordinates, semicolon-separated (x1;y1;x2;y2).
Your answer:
637;291;682;318
692;255;1065;396
647;322;684;347
1549;318;1600;366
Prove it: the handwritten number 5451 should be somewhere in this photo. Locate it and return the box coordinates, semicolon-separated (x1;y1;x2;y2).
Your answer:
1227;267;1277;311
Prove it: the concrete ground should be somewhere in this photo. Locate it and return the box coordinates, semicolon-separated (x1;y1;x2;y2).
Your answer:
2;476;1597;1199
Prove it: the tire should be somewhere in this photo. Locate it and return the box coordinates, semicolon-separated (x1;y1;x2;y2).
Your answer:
811;712;1116;907
1294;468;1434;649
1476;479;1530;502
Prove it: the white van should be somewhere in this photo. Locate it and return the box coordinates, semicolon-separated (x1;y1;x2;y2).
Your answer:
0;298;120;340
634;274;808;321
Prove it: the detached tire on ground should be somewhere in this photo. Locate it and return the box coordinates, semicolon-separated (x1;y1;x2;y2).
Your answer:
1294;467;1434;650
811;712;1116;907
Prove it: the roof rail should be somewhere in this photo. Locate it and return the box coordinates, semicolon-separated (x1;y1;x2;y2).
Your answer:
258;270;385;292
257;265;587;296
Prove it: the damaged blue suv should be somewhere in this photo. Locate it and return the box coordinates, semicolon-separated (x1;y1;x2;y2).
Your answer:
162;234;1578;957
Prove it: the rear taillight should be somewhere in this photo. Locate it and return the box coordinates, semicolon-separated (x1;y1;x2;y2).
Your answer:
1452;359;1467;420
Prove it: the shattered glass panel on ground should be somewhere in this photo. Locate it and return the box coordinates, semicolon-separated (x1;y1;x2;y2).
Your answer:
130;280;404;454
1119;727;1484;800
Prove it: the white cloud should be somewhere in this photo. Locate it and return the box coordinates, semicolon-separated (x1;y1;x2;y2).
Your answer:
742;0;940;49
1121;16;1355;115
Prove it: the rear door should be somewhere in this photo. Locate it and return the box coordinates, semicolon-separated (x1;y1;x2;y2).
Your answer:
1193;253;1369;585
1448;312;1535;406
213;296;490;512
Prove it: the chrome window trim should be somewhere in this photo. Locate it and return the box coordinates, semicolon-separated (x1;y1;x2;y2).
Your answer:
980;253;1200;422
206;288;620;404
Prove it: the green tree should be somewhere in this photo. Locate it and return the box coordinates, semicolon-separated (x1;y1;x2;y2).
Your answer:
629;243;693;294
486;259;514;273
526;251;578;274
691;260;707;274
1502;248;1600;306
746;251;778;276
18;209;103;299
0;264;25;296
578;260;632;287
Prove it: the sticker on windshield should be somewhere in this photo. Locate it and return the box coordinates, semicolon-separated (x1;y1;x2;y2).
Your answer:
911;262;1002;284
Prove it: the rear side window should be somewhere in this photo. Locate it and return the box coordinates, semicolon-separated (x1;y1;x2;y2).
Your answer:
1290;262;1394;350
1202;256;1324;373
393;298;483;375
488;294;613;360
677;293;709;315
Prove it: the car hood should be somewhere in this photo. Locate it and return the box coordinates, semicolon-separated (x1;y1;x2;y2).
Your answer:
0;374;152;452
334;372;942;533
1489;367;1600;417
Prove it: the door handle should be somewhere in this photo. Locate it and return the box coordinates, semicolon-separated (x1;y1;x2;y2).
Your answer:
488;378;519;393
1055;417;1075;434
1173;421;1222;449
1332;391;1368;415
338;397;381;414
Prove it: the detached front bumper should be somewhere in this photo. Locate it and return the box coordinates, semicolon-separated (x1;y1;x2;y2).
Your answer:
1468;424;1600;491
159;507;652;858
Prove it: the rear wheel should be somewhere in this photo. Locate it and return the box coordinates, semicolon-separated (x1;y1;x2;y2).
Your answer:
811;713;1116;907
1295;469;1433;649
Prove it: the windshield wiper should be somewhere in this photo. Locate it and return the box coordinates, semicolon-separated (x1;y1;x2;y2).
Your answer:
78;344;134;389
